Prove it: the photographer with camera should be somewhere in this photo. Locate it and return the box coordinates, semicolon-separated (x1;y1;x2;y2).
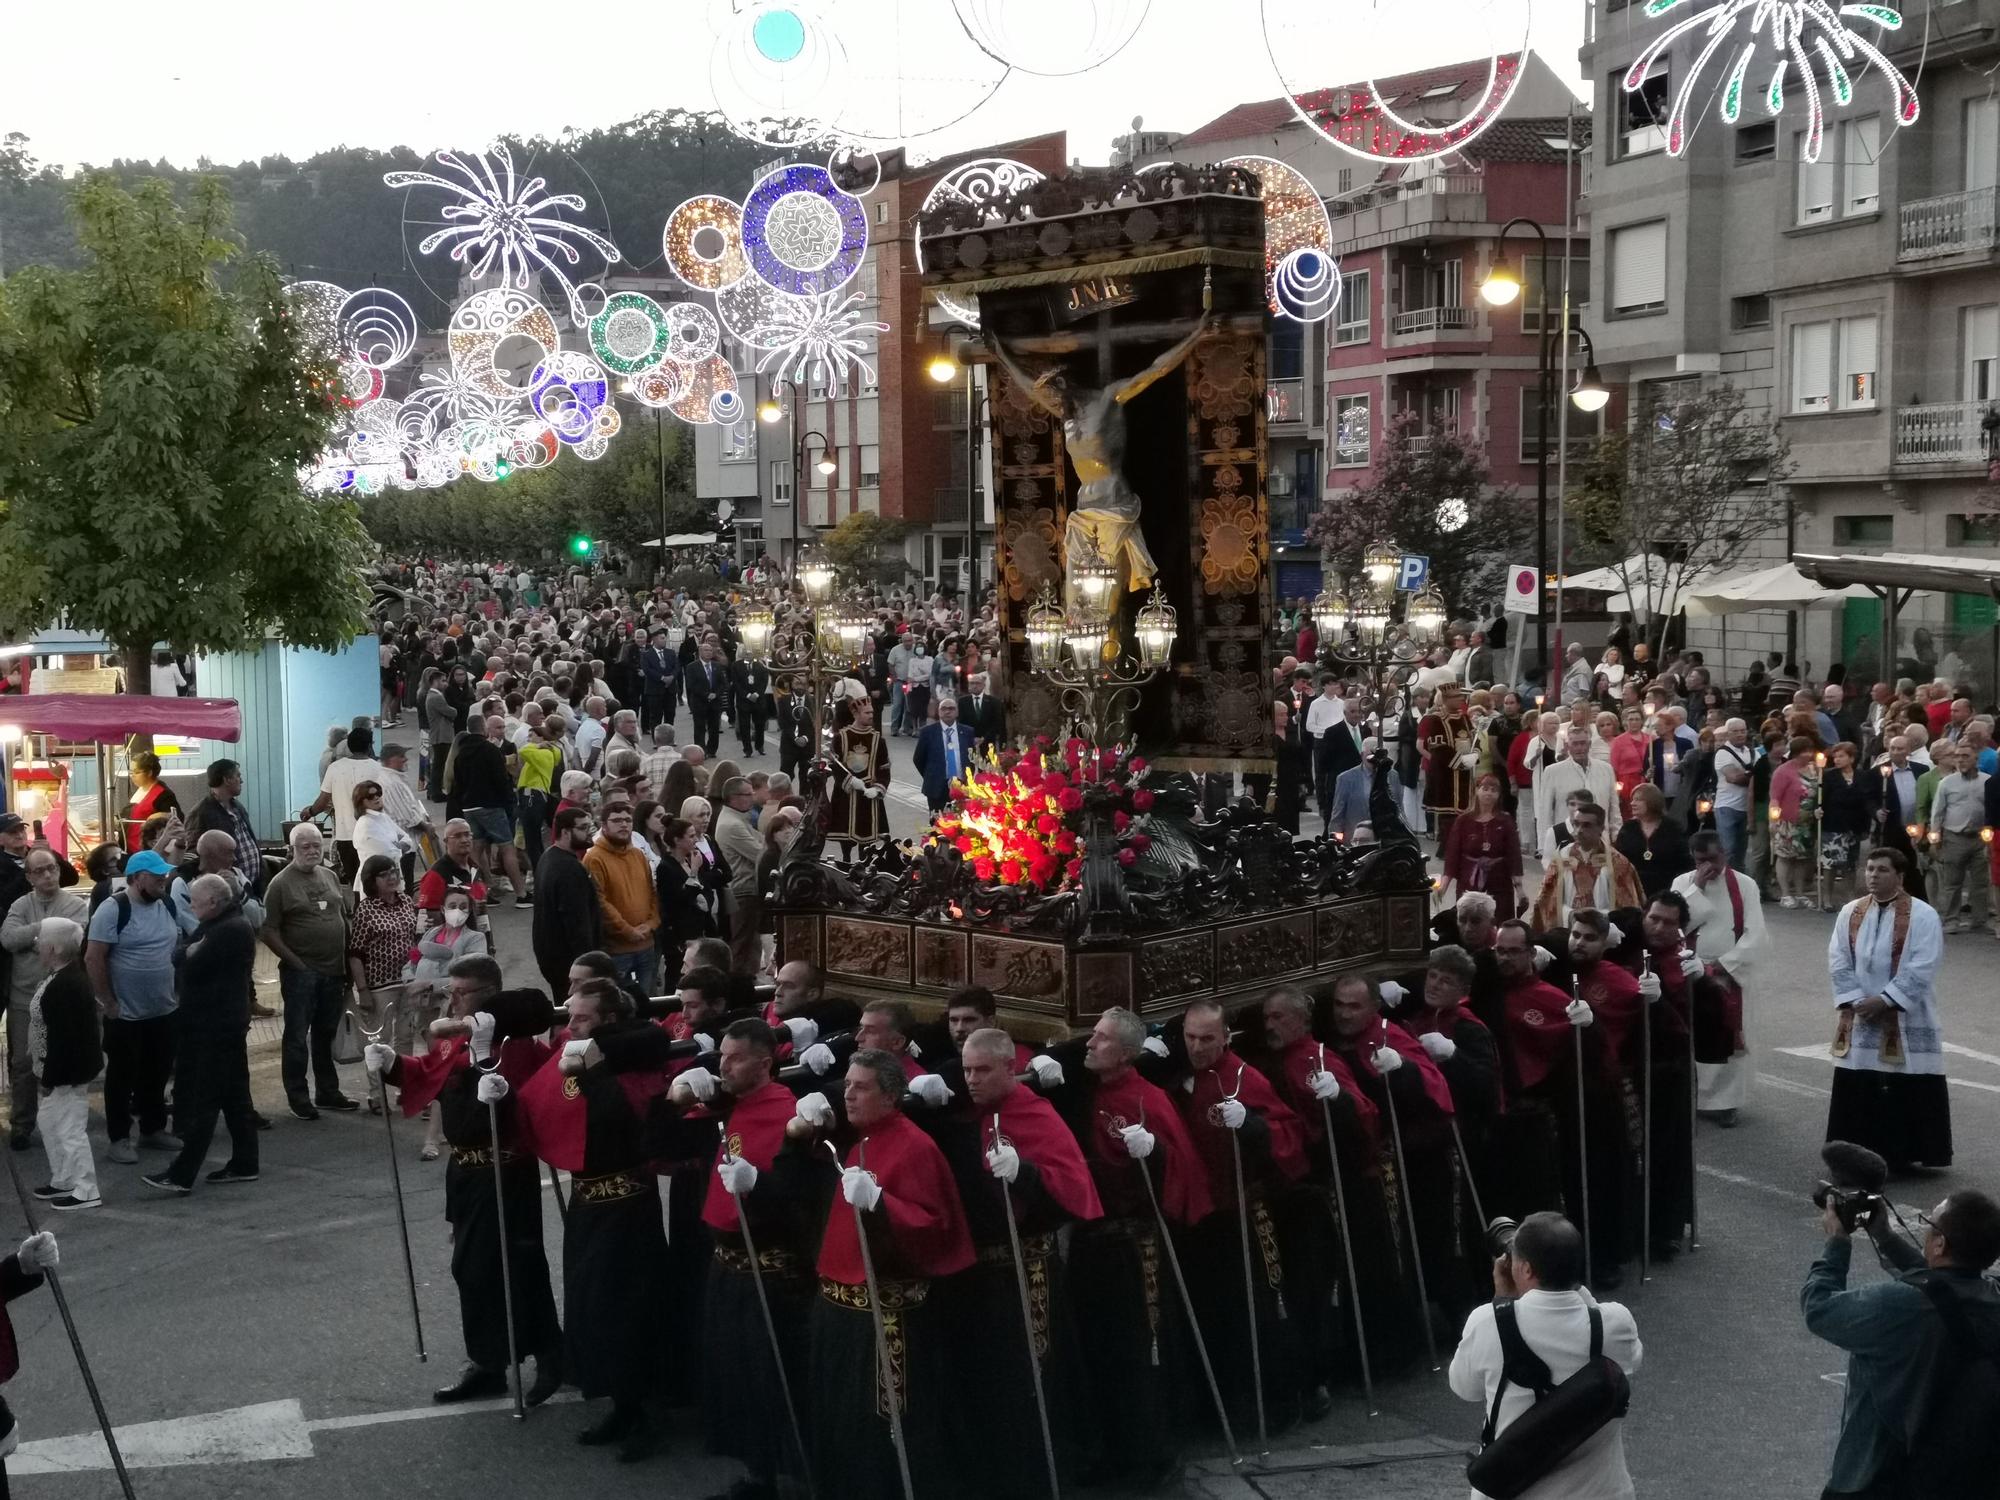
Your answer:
1451;1211;1643;1499
1803;1186;2000;1497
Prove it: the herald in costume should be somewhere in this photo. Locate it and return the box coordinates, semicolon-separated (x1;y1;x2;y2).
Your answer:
1419;687;1478;842
825;698;892;854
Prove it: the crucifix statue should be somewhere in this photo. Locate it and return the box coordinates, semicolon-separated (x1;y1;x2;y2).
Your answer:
990;308;1213;613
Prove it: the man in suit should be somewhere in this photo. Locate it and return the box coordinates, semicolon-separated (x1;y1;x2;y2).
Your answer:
731;653;771;756
914;695;979;813
776;688;815;784
1866;732;1923;864
956;671;1007;751
1325;735;1377;842
639;628;679;733
684;637;730;757
1313;686;1367;819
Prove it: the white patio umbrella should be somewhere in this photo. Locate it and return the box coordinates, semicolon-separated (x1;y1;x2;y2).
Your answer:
1682;562;1873;615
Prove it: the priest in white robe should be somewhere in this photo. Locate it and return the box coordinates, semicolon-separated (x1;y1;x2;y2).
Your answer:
1672;831;1768;1125
1823;845;1949;1170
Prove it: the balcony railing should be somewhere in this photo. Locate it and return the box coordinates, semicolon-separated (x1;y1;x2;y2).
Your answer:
1893;400;1998;464
1415;172;1487;197
1898;187;1997;261
932;388;970;427
1267;377;1307;424
1391;305;1476;335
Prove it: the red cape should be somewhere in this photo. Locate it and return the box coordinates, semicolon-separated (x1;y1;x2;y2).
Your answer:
515;1055;667;1173
1344;1021;1457;1115
1577;959;1642;1074
1409;1004;1505;1111
1174;1051;1309;1194
1085;1067;1214;1226
819;1111;974;1285
702;1079;798;1233
392;1035;549;1120
979;1085;1102;1222
1273;1035;1379;1146
1501;975;1578;1091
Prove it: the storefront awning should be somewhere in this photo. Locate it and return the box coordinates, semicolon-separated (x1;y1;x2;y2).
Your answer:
1792;551;2000;600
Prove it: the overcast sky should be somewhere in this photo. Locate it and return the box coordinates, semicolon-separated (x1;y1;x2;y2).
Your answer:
7;0;1587;172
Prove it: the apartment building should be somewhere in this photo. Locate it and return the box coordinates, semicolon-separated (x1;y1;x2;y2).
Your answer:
1151;53;1592;606
1582;0;2000;681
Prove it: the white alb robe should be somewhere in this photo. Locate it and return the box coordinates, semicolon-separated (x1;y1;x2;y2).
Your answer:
1826;895;1945;1076
1673;868;1768;1111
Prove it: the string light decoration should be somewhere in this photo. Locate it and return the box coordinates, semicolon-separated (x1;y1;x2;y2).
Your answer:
589;291;674;374
916;157;1045;329
337;288;420;371
384;144;623;321
448;288;562;401
530;351;620;447
748;289;887;385
741;164;869;295
1223;154;1340;322
1260;2;1532;162
950;0;1152;75
1623;0;1919;161
663;194;753;290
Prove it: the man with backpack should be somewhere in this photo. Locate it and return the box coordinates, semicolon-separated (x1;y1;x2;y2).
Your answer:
1449;1211;1643;1498
1803;1188;2000;1497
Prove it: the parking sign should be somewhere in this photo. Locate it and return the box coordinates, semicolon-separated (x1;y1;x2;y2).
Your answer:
1395;553;1430;592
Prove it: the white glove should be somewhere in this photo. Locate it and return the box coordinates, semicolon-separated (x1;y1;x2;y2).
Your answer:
1419;1031;1457;1063
1456;752;1478;770
908;1072;952;1106
1680;950;1705;981
1026;1054;1065;1087
559;1038;592;1075
1215;1097;1247;1129
1377;979;1408;1007
469;1011;497;1062
475;1072;509;1105
1532;945;1555;973
693;1031;717;1056
843;776;865;794
1118;1123;1156;1160
986;1141;1021;1183
1611;922;1631;947
1566;998;1595;1028
841;1165;883;1211
1371;1045;1404;1074
1637;970;1663;1005
864;785;884;801
1141;1036;1169;1059
679;1066;719;1102
784;1017;819;1049
717;1156;759;1197
800;1042;837;1076
364;1043;396;1076
795;1091;834;1128
16;1231;57;1274
429;1016;470;1038
1307;1070;1341;1102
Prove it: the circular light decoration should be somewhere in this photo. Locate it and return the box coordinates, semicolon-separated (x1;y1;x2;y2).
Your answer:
572;282;611;322
662;301;724;364
1273;247;1341;321
664;195;752;290
285;280;349;364
706;0;1009;155
337;288;419;371
1437;497;1470;533
336;357;385;408
630;361;692;409
916;157;1045;329
531;352;614;445
951;0;1152;75
743;164;868;295
669;354;741;426
1259;0;1532;162
1622;0;1918;163
590;292;673;374
1224;154;1337;322
449;288;561;400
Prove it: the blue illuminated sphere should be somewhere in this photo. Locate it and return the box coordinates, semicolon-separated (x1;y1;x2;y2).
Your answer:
752;8;806;62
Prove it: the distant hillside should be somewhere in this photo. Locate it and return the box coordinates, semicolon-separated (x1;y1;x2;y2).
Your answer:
0;112;772;327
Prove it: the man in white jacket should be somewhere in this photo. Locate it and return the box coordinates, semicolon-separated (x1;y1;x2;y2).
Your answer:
1450;1212;1644;1500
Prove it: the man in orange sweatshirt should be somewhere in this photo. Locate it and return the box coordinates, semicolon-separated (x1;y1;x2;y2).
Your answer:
582;805;659;993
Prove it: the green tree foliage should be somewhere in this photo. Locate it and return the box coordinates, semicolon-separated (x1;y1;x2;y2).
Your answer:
1566;381;1792;653
822;511;912;585
0;173;371;690
355;417;707;572
1308;411;1526;608
1;114;772;330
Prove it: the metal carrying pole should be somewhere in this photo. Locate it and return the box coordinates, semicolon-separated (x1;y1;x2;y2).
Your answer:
1315;1045;1376;1416
991;1116;1062;1500
1688;992;1701;1252
1377;1027;1439;1372
1;1150;138;1500
483;1065;526;1421
1571;978;1594;1287
826;1139;915;1500
724;1131;814;1500
358;1010;425;1362
1223;1065;1268;1449
1641;952;1654;1284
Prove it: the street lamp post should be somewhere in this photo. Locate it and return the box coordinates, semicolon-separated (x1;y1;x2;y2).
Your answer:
1310;541;1448;720
928;345;987;609
759;381;833;575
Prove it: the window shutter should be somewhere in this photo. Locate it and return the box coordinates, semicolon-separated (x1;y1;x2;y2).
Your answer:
1797;135;1835;222
1843;116;1880;212
1840;315;1878;407
1610;221;1667;311
1792;321;1832;411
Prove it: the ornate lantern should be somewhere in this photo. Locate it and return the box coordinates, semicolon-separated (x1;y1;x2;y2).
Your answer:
1352;584;1391;645
1361;540;1400;590
797;545;837;603
1024;586;1064;673
1063;601;1110;665
1134;586;1177;671
1407;583;1448;644
1312;584;1350;640
737;606;775;664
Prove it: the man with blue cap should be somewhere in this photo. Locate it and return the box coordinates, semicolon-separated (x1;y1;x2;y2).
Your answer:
83;849;183;1166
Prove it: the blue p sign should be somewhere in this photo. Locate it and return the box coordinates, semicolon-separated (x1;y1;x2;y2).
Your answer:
1396;553;1430;592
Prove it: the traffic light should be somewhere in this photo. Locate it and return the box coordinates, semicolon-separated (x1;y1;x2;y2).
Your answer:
493;457;512;480
568;534;592;558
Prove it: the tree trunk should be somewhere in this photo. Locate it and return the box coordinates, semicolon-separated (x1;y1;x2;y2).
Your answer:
120;642;153;697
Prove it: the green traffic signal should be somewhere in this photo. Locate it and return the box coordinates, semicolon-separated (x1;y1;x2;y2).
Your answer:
568;534;592;558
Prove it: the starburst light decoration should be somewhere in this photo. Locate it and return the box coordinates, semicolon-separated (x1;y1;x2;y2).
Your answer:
1622;0;1919;162
384;144;623;321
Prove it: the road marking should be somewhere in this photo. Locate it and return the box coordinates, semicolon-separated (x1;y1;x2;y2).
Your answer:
11;1393;580;1474
1759;1072;1830;1098
1697;1164;1799;1201
1774;1045;2000;1095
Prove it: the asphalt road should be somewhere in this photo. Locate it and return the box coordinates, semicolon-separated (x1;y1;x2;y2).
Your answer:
4;722;1993;1498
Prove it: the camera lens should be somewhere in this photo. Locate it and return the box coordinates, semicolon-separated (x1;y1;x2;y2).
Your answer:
1485;1215;1519;1257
